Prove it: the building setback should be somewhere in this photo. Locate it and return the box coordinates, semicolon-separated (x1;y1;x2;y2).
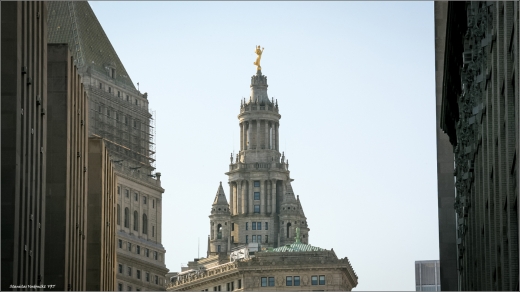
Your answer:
47;2;168;290
1;1;48;289
436;1;519;290
87;137;117;291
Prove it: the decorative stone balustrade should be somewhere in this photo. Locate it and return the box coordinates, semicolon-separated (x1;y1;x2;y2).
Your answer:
229;162;286;171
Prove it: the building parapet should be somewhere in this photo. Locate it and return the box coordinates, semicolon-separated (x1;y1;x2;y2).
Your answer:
229;162;286;171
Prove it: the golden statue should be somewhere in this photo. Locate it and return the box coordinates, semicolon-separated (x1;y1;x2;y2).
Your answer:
254;45;264;71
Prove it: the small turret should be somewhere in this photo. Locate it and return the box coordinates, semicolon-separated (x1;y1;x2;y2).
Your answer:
209;182;231;255
279;181;309;245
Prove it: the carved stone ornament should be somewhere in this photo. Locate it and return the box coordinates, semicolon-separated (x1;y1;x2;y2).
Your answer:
277;276;284;286
302;275;309;286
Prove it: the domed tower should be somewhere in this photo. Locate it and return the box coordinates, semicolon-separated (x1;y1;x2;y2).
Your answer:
279;180;309;246
223;49;310;250
208;182;231;255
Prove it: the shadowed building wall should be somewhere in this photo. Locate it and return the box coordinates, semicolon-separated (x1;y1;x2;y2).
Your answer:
44;43;88;291
1;1;48;289
87;137;117;291
436;2;519;290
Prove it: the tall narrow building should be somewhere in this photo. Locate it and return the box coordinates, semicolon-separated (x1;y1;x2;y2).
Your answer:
210;69;309;255
435;1;519;290
47;2;168;290
168;54;357;291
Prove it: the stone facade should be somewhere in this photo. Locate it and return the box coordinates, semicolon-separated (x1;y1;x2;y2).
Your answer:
1;2;48;289
47;2;168;290
436;2;519;290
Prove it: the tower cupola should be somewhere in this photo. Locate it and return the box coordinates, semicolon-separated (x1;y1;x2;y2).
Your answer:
209;182;231;255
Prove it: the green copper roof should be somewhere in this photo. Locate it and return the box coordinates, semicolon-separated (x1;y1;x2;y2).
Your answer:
266;243;326;253
47;1;136;90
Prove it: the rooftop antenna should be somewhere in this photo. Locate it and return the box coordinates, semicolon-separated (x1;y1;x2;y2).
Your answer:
137;82;140;91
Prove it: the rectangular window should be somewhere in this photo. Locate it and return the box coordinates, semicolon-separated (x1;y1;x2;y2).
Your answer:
118;186;121;194
257;222;262;230
128;242;132;251
231;282;234;291
218;285;221;291
152;226;155;237
231;223;234;231
134;193;138;201
125;189;129;198
246;222;248;230
265;235;269;243
155;275;158;285
294;276;300;286
118;91;121;97
137;245;140;254
286;276;293;286
268;277;275;287
118;264;123;273
254;205;260;213
127;267;132;276
127;286;131;291
238;280;242;289
118;239;122;248
257;235;261;243
137;270;141;279
146;272;150;282
135;99;139;105
126;95;130;101
227;283;230;291
245;235;248;243
265;222;268;230
145;248;149;257
153;251;158;260
319;275;325;285
109;87;112;93
99;82;103;89
254;181;260;187
311;276;318;285
252;222;256;230
217;245;221;252
254;192;260;200
261;277;267;287
118;283;123;291
252;235;256;242
143;197;147;204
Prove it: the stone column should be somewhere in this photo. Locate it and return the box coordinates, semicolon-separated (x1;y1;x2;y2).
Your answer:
256;119;260;150
271;180;277;214
229;182;234;215
246;121;253;150
264;120;268;150
276;123;279;150
241;181;247;214
249;180;254;214
237;181;242;214
240;123;244;151
260;180;266;214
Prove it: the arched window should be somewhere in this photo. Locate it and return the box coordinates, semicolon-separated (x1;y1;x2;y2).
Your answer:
133;211;139;231
143;214;148;234
217;224;222;239
286;222;292;238
117;204;121;225
124;207;129;228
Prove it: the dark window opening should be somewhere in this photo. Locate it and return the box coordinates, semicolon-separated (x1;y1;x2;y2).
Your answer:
286;222;292;238
254;181;260;187
254;192;260;200
286;276;292;286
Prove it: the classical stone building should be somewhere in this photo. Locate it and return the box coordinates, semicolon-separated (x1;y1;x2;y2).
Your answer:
435;2;519;290
168;62;358;291
1;1;48;289
47;2;168;290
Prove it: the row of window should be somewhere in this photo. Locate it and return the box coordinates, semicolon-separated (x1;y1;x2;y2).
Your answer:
97;104;142;128
118;186;156;208
118;283;140;291
260;275;326;287
98;81;143;107
245;222;268;230
116;205;155;236
245;235;268;243
200;280;242;291
117;240;160;260
117;264;162;285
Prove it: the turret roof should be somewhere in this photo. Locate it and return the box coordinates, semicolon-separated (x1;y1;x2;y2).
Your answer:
47;2;136;90
212;182;229;206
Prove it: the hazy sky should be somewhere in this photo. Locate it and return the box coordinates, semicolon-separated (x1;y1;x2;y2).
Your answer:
89;1;437;290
